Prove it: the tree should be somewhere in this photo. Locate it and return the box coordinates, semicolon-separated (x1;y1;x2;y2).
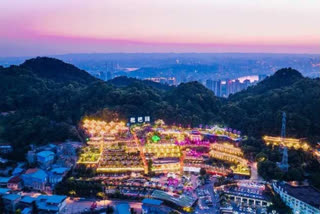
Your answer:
267;193;293;214
286;168;303;181
32;201;38;214
96;192;106;199
258;160;283;181
200;168;207;176
106;205;114;214
147;159;153;175
255;152;268;162
0;197;4;214
311;172;320;189
130;208;136;214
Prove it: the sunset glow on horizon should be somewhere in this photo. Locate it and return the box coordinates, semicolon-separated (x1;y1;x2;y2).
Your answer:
1;0;320;56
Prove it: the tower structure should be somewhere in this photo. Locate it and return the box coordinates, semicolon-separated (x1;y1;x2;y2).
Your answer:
280;147;289;171
281;112;286;140
279;112;289;171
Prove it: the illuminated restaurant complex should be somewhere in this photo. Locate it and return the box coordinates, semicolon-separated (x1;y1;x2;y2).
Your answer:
78;118;250;177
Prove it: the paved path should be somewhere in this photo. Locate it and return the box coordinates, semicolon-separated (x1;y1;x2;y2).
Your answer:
249;162;262;181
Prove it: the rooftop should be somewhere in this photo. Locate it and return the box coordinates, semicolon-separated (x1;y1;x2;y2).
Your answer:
142;198;163;206
151;190;196;208
3;194;21;201
278;182;320;209
24;168;47;179
36;195;67;211
22;208;32;214
36;195;66;203
20;196;36;204
8;176;22;183
0;176;11;183
224;186;269;201
50;167;69;174
116;203;130;214
37;151;55;158
12;167;24;175
46;195;67;204
0;187;10;195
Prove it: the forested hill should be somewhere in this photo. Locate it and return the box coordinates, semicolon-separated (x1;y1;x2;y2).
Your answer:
0;57;319;159
21;57;97;84
229;68;304;98
108;76;173;91
223;68;320;141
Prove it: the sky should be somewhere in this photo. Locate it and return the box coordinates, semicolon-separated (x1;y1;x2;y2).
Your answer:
1;0;320;56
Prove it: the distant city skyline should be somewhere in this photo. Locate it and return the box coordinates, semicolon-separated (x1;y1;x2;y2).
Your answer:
1;0;320;56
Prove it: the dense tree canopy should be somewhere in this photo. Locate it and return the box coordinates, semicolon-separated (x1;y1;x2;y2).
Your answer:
0;58;319;164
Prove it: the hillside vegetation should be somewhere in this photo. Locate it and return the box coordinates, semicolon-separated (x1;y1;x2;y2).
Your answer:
0;57;319;158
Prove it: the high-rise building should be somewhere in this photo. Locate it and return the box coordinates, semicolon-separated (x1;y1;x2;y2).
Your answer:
99;71;106;81
205;79;222;97
106;71;112;81
234;79;241;93
226;79;233;96
213;80;221;97
105;61;115;81
206;79;213;91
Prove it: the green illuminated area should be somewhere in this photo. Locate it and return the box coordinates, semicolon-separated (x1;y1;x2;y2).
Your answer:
151;135;161;143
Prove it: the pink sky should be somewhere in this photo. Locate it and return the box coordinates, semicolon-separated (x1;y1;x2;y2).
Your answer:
1;0;320;56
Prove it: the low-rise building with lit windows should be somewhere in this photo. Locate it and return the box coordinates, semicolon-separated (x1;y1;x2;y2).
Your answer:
273;182;320;214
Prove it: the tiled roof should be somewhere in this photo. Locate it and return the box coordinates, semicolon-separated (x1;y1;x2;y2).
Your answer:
8;176;21;183
24;168;47;179
46;195;67;204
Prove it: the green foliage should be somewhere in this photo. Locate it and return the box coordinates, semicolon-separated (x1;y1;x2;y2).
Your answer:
311;172;320;189
200;168;207;176
109;76;173;91
74;164;97;177
222;68;320;144
255;152;268;162
267;193;293;214
258;160;284;181
106;205;114;214
55;179;103;197
1;58;320;184
21;57;96;84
